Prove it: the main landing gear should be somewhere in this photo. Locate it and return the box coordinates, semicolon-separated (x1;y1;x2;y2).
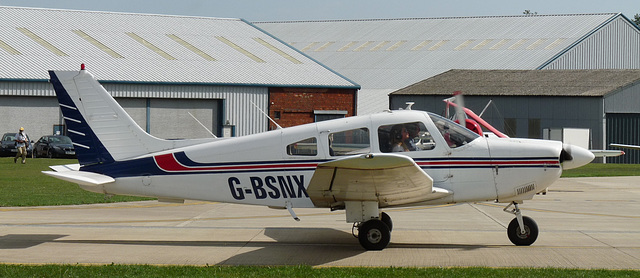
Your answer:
345;201;393;250
503;201;538;246
353;211;393;250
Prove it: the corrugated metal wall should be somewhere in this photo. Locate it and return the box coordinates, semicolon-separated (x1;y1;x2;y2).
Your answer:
0;81;269;138
390;95;605;149
604;82;640;113
604;85;640;163
104;83;269;137
0;81;52;96
606;113;640;163
543;16;640;70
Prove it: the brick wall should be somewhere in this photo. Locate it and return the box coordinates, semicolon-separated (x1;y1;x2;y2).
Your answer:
268;87;357;129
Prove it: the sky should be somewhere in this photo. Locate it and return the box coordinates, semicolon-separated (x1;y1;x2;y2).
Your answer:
0;0;638;22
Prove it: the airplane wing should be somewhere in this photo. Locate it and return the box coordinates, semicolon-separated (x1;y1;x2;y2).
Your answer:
610;143;640;150
42;164;114;186
590;149;625;157
307;153;451;208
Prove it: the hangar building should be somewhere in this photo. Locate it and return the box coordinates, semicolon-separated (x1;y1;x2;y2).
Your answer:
0;6;359;142
390;69;640;163
257;13;640;115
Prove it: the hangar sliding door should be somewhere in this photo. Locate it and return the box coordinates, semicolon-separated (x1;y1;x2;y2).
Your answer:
606;113;640;164
149;99;221;139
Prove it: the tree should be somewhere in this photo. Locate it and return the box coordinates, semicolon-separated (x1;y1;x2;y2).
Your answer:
523;10;538;15
634;14;640;26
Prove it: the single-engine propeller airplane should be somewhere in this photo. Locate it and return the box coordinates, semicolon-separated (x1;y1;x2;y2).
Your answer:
44;66;595;250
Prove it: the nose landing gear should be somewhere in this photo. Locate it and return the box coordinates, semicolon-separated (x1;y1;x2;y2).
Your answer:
504;201;539;246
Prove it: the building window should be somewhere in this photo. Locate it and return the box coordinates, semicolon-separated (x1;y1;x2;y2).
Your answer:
528;118;541;139
504;118;517;138
314;110;347;122
274;111;281;120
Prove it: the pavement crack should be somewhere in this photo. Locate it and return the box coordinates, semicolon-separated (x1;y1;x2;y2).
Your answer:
580;230;639;260
219;228;265;265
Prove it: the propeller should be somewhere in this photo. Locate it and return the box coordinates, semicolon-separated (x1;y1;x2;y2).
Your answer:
560;143;594;169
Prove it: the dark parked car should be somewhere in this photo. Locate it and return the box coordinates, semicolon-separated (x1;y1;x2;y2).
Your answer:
0;132;33;157
33;135;76;158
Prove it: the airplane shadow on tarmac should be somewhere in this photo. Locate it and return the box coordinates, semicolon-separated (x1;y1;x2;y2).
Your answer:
0;234;67;249
0;228;492;265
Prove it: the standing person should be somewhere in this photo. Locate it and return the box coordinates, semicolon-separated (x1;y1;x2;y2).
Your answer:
14;127;28;164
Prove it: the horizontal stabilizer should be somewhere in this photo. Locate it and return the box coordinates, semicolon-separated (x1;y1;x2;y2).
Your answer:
49;164;81;172
308;153;446;208
42;170;115;186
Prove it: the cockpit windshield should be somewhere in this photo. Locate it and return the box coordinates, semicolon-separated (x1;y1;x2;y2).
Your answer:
428;113;480;148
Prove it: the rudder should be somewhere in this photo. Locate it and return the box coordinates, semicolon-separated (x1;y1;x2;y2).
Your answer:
49;68;175;165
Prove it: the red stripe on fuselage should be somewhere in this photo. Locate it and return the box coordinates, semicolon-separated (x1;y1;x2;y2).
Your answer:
153;153;319;172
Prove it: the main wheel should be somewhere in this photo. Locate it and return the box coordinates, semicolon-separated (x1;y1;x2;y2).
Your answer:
381;211;393;232
358;219;390;250
507;216;538;246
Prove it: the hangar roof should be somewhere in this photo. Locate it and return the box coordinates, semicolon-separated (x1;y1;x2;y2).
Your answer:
256;13;638;113
0;6;358;88
390;69;640;97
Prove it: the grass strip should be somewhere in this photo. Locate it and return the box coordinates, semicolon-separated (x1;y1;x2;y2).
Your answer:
560;163;640;177
0;157;152;207
0;265;638;277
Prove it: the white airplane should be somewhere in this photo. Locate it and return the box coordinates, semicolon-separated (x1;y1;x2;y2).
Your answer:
43;66;595;250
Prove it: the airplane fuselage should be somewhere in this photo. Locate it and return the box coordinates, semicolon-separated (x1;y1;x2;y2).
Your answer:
80;110;563;208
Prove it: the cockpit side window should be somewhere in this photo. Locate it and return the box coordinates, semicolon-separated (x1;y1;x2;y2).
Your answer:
329;128;370;156
428;113;480;148
286;137;318;156
378;122;434;153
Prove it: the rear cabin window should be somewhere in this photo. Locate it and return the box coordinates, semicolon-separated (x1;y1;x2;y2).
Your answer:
378;122;434;153
287;137;318;156
329;128;370;156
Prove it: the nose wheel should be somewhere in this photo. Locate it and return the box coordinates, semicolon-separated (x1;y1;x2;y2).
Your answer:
504;202;539;246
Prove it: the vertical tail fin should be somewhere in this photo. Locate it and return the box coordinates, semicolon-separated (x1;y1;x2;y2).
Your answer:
49;68;173;165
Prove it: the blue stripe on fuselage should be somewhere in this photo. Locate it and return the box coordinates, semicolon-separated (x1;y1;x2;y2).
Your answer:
78;152;560;179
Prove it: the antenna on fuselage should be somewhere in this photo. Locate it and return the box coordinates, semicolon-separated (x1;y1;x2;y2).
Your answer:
251;101;282;130
405;102;415;110
187;112;217;138
479;99;493;117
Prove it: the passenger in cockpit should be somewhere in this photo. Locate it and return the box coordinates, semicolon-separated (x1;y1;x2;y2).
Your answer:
390;124;409;152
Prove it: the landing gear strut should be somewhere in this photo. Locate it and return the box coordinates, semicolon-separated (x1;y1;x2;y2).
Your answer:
504;202;539;246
